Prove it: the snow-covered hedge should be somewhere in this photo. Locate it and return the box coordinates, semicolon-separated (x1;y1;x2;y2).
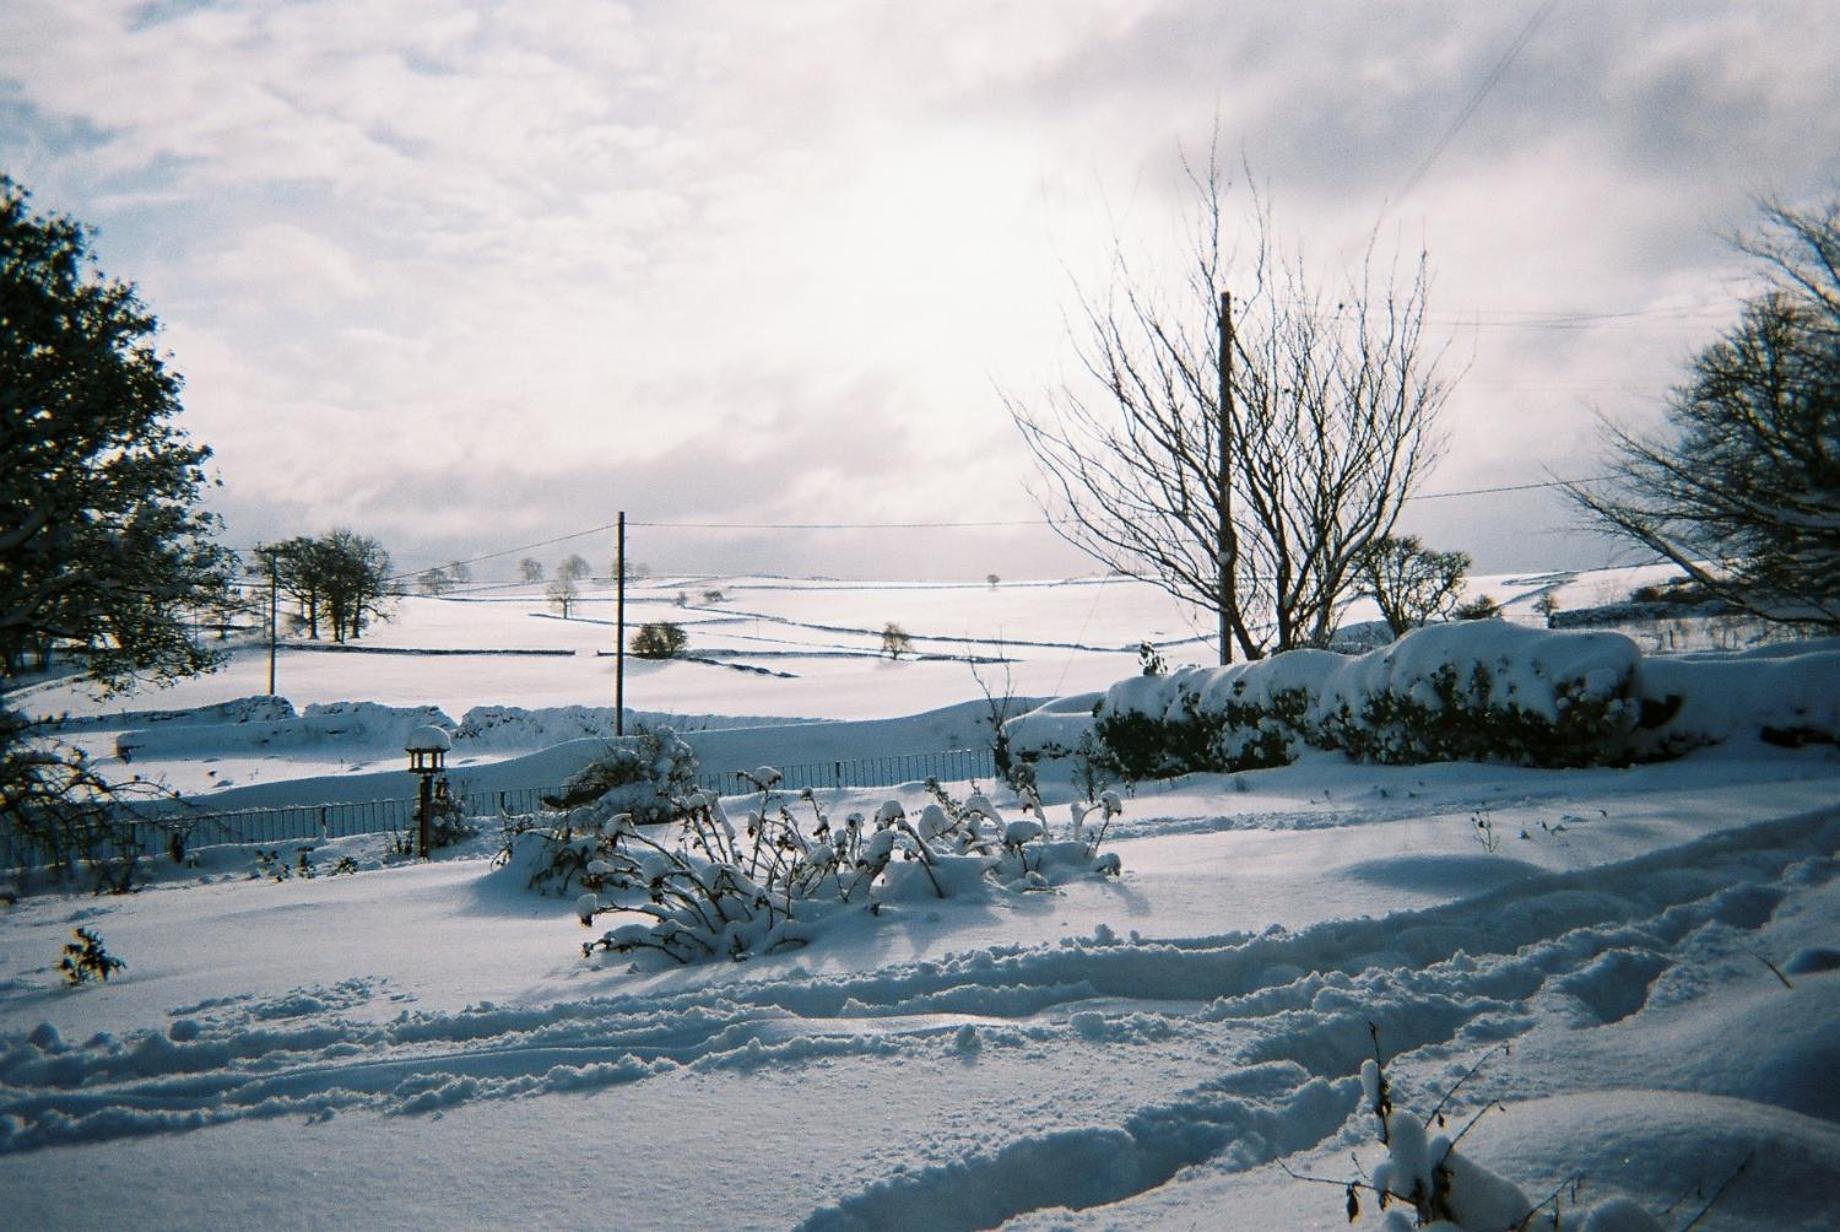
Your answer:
454;704;617;748
1313;622;1642;768
1093;652;1344;777
117;701;455;761
1626;638;1840;758
1071;623;1840;780
1079;624;1648;777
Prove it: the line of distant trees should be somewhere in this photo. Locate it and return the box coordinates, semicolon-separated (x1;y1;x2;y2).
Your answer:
255;531;394;643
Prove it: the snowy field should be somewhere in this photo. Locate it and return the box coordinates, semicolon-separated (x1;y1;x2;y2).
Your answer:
2;570;1837;1229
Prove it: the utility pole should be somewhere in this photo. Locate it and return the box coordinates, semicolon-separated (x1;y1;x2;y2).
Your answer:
264;546;279;695
1216;289;1236;666
615;511;626;736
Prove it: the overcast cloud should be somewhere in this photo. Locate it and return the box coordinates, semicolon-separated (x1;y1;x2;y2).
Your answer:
5;0;1838;582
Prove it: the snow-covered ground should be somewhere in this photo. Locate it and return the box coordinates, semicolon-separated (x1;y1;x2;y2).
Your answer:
3;570;1836;1229
3;750;1836;1229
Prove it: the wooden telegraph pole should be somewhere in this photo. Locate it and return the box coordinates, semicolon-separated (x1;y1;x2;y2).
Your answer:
1216;289;1235;667
615;511;626;736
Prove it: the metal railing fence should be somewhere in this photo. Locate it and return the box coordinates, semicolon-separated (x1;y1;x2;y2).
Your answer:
2;748;996;871
695;748;994;797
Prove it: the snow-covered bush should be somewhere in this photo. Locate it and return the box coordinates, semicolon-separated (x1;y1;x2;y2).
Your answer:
573;775;1122;965
1313;623;1642;768
541;726;698;825
423;777;476;849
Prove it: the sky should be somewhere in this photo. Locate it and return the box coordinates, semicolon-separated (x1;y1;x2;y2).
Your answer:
5;0;1839;585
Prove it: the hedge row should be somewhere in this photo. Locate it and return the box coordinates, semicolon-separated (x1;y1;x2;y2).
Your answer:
1024;623;1840;778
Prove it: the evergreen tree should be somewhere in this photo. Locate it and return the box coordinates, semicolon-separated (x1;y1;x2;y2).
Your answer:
1;176;231;686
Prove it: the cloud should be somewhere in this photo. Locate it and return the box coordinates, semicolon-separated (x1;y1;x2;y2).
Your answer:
5;0;1839;583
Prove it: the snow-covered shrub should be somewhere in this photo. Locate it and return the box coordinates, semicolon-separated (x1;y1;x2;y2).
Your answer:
1313;623;1642;768
580;787;909;963
541;726;698;825
423;777;476;849
576;776;1123;965
496;819;621;897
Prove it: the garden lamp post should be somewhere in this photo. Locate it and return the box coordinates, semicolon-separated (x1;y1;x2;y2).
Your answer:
404;725;452;859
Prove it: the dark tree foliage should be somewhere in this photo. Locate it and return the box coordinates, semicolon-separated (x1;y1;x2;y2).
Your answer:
631;621;687;659
1569;196;1840;630
259;531;393;642
1;176;231;686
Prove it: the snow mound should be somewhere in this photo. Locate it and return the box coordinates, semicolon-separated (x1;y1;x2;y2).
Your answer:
118;702;455;760
1460;1089;1840;1231
1005;691;1103;761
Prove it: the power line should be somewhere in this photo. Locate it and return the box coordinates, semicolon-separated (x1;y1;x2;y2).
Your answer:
1389;0;1562;210
384;520;624;582
1410;474;1609;501
236;476;1619;588
628;517;1050;530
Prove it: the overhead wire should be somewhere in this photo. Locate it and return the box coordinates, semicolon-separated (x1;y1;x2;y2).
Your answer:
1386;0;1563;212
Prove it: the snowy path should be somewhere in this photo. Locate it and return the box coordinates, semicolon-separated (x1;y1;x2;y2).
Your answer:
3;755;1837;1229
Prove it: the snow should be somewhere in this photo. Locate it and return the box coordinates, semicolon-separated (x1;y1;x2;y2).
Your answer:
402;723;452;752
3;570;1838;1229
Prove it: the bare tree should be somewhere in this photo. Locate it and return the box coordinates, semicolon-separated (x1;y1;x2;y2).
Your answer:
880;622;914;659
557;553;591;583
1007;154;1450;660
1567;195;1840;631
1357;535;1470;638
547;573;579;619
518;557;543;583
968;641;1021;783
